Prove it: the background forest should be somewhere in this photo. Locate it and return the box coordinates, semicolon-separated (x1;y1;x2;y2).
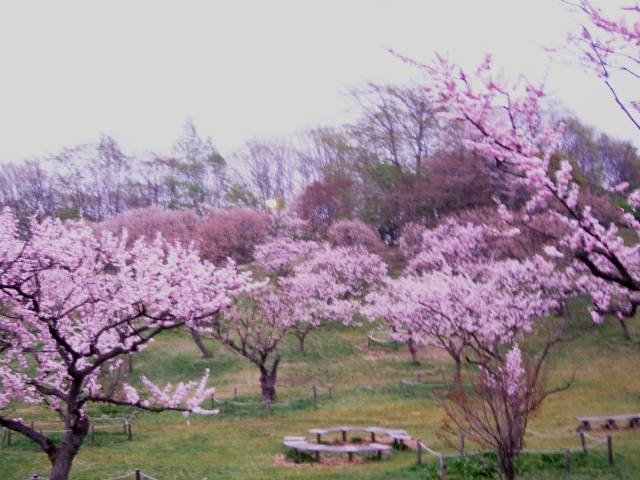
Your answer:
1;83;638;242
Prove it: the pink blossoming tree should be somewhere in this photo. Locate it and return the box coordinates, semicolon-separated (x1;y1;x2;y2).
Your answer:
392;1;640;338
0;209;255;480
381;3;640;477
255;239;387;356
365;219;576;479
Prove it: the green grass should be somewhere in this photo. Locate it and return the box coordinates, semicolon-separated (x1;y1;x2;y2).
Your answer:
2;304;640;480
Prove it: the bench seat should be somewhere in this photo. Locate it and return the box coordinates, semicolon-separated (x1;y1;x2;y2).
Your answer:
308;426;411;444
283;438;392;462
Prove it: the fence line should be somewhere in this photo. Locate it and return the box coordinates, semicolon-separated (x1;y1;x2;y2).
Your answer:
4;418;131;448
416;430;615;478
211;384;332;413
367;330;399;347
31;468;209;480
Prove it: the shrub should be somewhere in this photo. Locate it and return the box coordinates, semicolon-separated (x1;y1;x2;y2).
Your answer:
95;206;199;246
198;207;268;264
327;219;384;254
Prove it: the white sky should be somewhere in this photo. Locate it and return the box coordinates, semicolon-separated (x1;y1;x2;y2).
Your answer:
0;0;637;164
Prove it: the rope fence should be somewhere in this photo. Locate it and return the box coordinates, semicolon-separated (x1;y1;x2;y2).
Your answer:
3;417;132;448
416;429;614;478
27;467;215;480
210;384;333;414
5;385;331;449
367;330;400;347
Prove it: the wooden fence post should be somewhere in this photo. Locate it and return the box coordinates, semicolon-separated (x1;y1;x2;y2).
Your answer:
266;400;271;415
400;380;403;393
127;422;132;441
327;385;333;400
90;425;95;446
234;387;237;399
439;453;445;478
30;475;39;480
607;435;613;465
459;435;465;455
224;400;227;414
211;394;215;410
7;428;11;446
135;469;141;480
416;439;422;465
312;385;318;408
411;383;416;397
580;430;587;454
128;353;133;373
565;449;571;474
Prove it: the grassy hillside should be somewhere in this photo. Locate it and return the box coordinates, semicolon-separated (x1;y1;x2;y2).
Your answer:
2;303;640;480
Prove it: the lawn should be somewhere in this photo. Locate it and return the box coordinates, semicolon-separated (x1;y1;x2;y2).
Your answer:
2;302;640;480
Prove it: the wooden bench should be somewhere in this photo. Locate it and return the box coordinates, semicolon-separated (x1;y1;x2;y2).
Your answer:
576;413;640;431
307;426;411;446
283;437;392;462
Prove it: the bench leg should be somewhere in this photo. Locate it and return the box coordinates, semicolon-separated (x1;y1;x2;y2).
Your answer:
316;433;322;444
315;451;320;462
342;431;347;442
377;450;382;460
348;452;353;462
371;432;376;442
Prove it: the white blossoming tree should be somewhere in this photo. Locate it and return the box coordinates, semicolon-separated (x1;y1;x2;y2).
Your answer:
0;209;255;480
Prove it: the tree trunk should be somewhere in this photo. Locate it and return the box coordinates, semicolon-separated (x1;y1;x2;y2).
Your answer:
619;317;632;341
453;356;462;384
297;335;306;356
48;417;89;480
407;338;419;365
498;450;516;480
190;328;212;359
259;353;280;403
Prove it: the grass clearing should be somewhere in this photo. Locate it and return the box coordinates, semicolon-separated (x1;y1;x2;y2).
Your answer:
2;303;640;480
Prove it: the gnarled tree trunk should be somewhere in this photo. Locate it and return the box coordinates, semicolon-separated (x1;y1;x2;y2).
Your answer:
48;416;90;480
190;327;213;359
407;338;419;365
259;353;280;403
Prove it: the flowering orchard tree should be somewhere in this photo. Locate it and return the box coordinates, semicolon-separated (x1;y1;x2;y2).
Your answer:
366;250;570;374
210;240;387;402
209;285;289;403
392;2;640;337
441;346;553;480
365;218;576;480
0;210;255;480
253;237;319;277
286;244;388;355
254;239;388;356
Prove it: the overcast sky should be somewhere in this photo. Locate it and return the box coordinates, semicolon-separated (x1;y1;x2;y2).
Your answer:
0;0;637;164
